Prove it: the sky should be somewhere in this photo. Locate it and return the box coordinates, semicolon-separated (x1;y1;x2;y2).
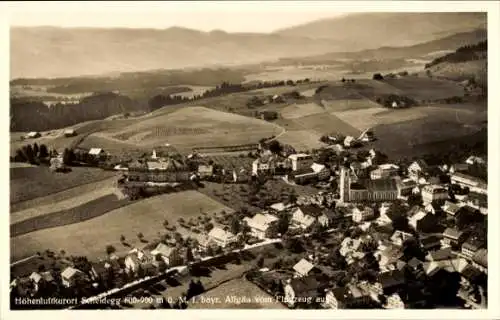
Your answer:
7;1;348;33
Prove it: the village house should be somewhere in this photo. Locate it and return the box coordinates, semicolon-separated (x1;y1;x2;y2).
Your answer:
465;192;488;215
352;206;375;223
376;203;394;226
421;184;448;205
424;202;442;215
88;148;106;159
378;270;406;295
61;267;87;288
339;237;363;264
269;202;293;213
343;136;355;148
288;163;330;185
408;209;439;233
208;227;237;248
283;276;323;308
29;271;54;292
197;164;214;178
421;258;469;277
441;228;466;248
426;247;454;262
465;156;486;166
63;128;77;137
407;160;428;181
384;293;406;309
407;257;423;271
90;260;112;283
461;237;484;259
151;243;182;267
370;164;399;180
324;285;376;309
375;245;404;272
390;230;414;247
442;200;462;217
419;235;442;251
25;131;41;139
471;249;487;274
291;205;324;229
243;213;279;239
450;172;487;195
288;153;314;171
449;163;469;174
293;258;316;277
460;264;484;289
124;248;150;274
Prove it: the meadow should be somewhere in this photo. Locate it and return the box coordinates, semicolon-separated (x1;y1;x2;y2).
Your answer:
384;77;465;101
11;190;233;261
10;166;117;205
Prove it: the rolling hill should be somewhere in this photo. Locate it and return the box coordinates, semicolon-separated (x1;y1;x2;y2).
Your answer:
274;12;486;49
11;12;487;79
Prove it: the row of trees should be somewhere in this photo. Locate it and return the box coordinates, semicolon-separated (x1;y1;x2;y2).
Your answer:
425;40;487;69
14;143;50;164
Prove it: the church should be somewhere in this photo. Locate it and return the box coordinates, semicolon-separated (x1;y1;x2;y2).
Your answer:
339;167;399;203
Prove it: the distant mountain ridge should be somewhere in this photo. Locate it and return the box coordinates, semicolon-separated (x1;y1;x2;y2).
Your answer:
11;12;487;79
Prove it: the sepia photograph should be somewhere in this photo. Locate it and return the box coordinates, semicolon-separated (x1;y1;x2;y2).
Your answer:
2;1;499;318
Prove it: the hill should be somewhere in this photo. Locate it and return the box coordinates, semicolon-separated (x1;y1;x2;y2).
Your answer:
426;40;487;87
11;12;486;79
274;12;486;50
10;26;343;79
277;29;487;64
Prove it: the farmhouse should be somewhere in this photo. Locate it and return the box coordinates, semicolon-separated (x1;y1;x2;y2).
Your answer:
442;201;462;217
25;131;41;139
283;276;323;308
63;129;77;137
461;237;484;259
442;228;466;248
450;172;487;195
243;213;279;239
390;230;414;247
208;227;237;248
61;267;87;288
408;209;439;233
396;178;418;197
127;158;191;183
88;148;106;157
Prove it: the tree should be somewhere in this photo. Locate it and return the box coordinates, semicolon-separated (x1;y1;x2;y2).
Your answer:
185;247;194;263
106;245;116;255
373;73;384;81
62;148;75;165
137;232;144;240
14;148;27;162
341;77;346;83
39;144;49;158
23;145;35;163
268;140;283;154
204;222;214;233
33;143;39;157
230;216;241;235
256;254;265;268
120;235;126;243
163;220;169;229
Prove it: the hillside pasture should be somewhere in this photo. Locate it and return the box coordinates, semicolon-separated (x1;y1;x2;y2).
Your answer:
292;112;361;137
10;166;117;205
384;77;465;101
322;98;381;113
280;102;325;119
277;130;327;151
11;190;233;261
98;106;283;151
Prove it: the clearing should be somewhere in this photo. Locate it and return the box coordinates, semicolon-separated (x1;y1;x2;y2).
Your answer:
11;190;233;261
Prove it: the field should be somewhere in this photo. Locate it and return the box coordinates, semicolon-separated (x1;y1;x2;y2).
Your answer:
11;194;129;237
189;279;285;309
92;106;283;152
277;130;327;151
11;177;118;223
384;77;465;101
280;102;325;119
10;166;117;205
322;98;382;112
205;155;255;170
292;112;361;137
11;190;233;261
243;66;346;82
